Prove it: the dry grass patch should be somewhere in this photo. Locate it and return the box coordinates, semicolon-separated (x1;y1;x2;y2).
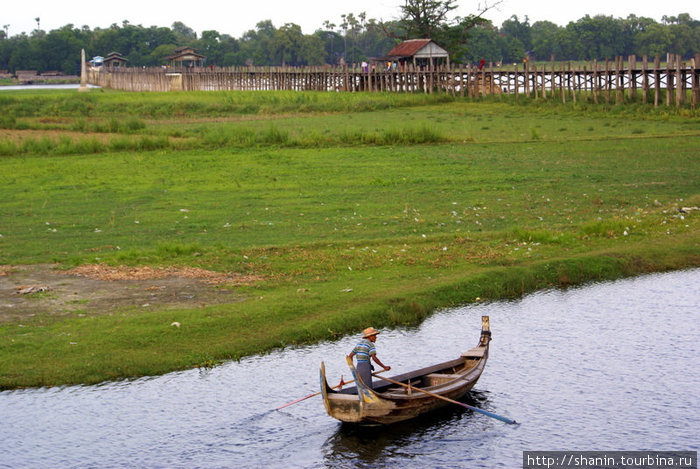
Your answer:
65;264;264;286
0;128;113;143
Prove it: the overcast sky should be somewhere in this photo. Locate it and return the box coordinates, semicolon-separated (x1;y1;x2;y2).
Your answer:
3;0;698;38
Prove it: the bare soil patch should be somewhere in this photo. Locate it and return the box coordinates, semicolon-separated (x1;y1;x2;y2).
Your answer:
0;264;261;323
0;128;114;143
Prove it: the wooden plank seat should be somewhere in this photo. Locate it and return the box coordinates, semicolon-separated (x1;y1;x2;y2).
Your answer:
424;373;463;386
461;347;485;358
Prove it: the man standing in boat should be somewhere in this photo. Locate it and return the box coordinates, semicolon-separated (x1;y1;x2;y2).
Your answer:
348;327;391;389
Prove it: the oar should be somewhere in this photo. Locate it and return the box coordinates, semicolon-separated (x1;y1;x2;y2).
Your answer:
376;375;517;424
276;369;387;410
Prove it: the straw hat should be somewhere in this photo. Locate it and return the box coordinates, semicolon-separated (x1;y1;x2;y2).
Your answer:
362;327;380;338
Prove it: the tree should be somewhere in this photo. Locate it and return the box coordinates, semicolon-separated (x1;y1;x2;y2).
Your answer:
8;34;44;71
316;22;343;65
461;22;500;62
272;23;303;65
567;15;625;59
530;20;561;60
500;15;531;52
216;34;240;66
172;21;197;42
384;0;503;61
396;0;459;39
0;11;697;72
43;25;87;74
150;44;178;65
322;12;389;65
239;20;277;65
299;34;326;65
500;35;525;63
667;22;699;56
199;30;223;64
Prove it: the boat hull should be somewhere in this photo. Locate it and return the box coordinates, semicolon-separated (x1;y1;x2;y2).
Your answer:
321;316;491;425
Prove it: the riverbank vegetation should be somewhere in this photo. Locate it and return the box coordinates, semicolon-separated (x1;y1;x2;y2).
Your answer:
0;89;698;389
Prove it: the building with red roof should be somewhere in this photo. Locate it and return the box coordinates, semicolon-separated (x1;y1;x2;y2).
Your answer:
383;39;450;68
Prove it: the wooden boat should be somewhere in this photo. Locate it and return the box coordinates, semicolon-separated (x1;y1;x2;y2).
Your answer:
320;316;492;425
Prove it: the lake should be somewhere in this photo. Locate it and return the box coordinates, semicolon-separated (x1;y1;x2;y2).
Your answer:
0;84;96;91
1;269;698;468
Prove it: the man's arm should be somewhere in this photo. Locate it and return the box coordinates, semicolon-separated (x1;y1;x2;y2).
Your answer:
372;355;391;371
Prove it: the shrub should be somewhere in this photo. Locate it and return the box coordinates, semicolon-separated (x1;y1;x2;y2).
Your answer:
259;125;289;145
0;115;17;129
0;139;18;156
124;117;146;132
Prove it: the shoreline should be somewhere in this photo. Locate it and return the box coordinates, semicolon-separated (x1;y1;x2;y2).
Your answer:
1;246;697;390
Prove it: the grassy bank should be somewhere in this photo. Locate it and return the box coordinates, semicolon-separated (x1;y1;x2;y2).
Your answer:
0;90;698;389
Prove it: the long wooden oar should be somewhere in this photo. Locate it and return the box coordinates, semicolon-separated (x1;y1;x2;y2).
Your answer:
377;375;517;424
276;369;386;410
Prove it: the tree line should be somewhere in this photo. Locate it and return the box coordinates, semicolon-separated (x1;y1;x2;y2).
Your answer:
0;7;697;75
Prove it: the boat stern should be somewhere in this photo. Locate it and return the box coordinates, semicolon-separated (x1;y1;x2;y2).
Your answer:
320;358;397;424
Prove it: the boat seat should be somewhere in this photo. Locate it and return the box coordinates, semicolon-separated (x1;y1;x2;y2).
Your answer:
386;387;406;392
424;373;463;386
425;373;462;380
461;347;485;358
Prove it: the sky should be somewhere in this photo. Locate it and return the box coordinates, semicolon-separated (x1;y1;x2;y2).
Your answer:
3;0;698;38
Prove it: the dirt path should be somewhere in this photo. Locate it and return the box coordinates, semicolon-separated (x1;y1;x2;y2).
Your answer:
0;264;259;323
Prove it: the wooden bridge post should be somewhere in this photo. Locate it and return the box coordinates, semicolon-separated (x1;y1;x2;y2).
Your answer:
654;55;661;107
469;65;476;97
693;54;700;108
404;64;410;93
478;63;484;97
615;56;623;104
605;58;612;104
561;62;566;104
666;55;673;107
524;60;530;97
570;62;576;103
539;64;545;99
641;55;648;104
629;55;637;100
676;54;683;107
549;56;555;100
428;64;433;94
592;60;599;104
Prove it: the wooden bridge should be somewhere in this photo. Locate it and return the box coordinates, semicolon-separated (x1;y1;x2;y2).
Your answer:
87;54;700;108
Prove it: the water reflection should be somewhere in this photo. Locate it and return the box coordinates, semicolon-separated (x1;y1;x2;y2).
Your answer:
323;391;492;468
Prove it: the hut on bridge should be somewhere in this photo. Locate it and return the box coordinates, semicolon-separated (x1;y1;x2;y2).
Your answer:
381;39;449;70
103;52;128;69
166;47;206;68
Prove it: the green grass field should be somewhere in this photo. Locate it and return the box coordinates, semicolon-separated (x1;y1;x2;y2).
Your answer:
1;89;698;388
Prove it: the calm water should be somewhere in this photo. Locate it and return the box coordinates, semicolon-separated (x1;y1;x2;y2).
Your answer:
1;270;698;468
0;84;96;91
